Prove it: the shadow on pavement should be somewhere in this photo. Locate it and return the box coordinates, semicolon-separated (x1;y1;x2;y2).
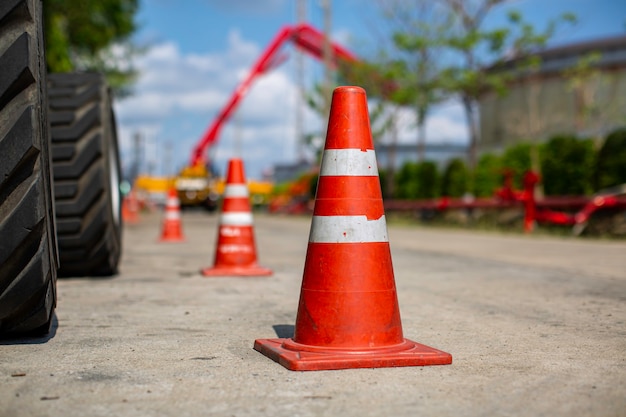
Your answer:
0;313;58;345
272;324;294;338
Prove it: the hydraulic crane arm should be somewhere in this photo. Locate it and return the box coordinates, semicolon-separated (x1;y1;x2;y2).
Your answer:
189;23;358;167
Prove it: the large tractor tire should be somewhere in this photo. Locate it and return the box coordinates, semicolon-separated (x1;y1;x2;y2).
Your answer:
48;73;122;277
0;0;58;335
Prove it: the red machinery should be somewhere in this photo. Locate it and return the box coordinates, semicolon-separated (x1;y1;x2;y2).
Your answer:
189;23;357;168
384;170;626;235
514;173;626;234
174;23;357;208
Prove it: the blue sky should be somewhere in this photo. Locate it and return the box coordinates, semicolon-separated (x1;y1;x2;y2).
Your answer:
115;0;626;180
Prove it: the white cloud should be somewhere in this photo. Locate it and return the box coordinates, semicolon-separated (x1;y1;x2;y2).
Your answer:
177;90;227;112
114;92;172;121
114;27;308;179
332;27;353;48
144;41;178;62
225;30;260;64
426;111;468;142
239;71;297;123
185;54;220;72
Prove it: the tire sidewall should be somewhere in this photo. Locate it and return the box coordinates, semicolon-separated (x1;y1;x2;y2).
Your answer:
102;86;123;244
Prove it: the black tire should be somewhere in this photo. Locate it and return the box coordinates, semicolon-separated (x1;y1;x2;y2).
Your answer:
0;0;58;335
48;73;122;277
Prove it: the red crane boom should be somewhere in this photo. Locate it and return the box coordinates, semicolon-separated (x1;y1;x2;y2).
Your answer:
189;23;357;167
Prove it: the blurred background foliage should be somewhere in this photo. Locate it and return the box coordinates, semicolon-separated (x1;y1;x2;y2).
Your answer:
43;0;140;96
384;127;626;200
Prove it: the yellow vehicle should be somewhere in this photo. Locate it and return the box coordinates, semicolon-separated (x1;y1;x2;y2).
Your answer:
174;165;220;210
135;168;273;210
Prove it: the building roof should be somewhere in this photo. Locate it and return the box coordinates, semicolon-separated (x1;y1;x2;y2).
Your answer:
488;34;626;76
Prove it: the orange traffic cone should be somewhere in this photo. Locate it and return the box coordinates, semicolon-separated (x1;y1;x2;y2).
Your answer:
254;86;452;371
122;190;140;224
158;188;185;242
201;158;272;277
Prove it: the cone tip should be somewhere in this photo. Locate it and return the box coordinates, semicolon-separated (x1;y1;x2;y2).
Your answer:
324;86;372;150
228;158;244;172
226;158;247;184
334;86;366;96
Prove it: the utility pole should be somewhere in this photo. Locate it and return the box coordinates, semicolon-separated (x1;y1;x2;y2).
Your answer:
295;0;307;161
164;141;172;177
321;0;333;131
233;109;243;158
132;131;142;183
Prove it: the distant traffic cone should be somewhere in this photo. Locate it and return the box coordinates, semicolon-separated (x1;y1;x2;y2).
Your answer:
158;187;185;242
122;190;140;224
201;158;272;277
254;86;452;371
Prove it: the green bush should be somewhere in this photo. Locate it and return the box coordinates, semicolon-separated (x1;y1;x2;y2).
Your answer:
415;161;440;199
594;127;626;190
388;128;624;201
441;158;468;197
395;161;420;199
540;134;594;195
394;160;440;199
501;143;533;189
378;167;390;198
473;153;503;197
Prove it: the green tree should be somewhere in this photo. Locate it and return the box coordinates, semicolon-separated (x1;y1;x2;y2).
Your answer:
394;160;440;199
438;0;576;168
415;161;440;199
44;0;139;96
373;0;451;162
501;142;533;189
473;152;502;197
395;161;420;199
594;128;626;190
540;135;595;195
441;158;469;197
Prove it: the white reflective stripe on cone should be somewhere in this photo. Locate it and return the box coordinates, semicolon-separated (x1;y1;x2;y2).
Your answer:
165;210;180;220
218;244;253;253
309;215;388;243
221;212;253;226
320;149;379;177
167;197;179;207
223;184;249;198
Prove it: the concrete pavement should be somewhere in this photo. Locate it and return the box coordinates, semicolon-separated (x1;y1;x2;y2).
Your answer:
1;211;625;416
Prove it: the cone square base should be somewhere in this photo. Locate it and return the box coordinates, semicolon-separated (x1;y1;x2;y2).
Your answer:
253;338;452;371
201;265;272;277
